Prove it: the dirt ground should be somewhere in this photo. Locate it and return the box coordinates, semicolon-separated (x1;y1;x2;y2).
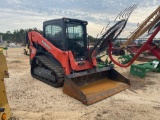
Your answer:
4;48;160;120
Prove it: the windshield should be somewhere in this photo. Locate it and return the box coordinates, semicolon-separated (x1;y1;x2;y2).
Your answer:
66;23;83;39
66;23;86;57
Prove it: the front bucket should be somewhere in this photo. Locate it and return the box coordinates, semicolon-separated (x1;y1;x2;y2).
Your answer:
63;67;130;105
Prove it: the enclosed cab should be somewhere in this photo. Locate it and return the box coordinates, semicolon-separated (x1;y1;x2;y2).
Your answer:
43;18;88;58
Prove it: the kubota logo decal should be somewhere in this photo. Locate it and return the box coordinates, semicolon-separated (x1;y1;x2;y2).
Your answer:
42;40;51;50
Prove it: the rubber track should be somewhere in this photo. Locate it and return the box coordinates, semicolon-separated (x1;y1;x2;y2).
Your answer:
32;55;64;87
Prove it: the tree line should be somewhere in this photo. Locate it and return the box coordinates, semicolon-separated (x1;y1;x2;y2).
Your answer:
0;28;42;45
0;28;110;45
1;28;160;46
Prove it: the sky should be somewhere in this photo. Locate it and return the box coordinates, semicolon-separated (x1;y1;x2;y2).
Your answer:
0;0;159;37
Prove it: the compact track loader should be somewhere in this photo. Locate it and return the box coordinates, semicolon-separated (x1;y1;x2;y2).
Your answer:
0;47;11;120
27;6;136;105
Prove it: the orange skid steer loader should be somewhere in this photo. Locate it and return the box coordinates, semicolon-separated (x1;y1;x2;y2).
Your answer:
27;10;133;105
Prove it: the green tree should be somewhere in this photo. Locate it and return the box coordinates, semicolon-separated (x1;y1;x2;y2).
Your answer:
1;28;42;44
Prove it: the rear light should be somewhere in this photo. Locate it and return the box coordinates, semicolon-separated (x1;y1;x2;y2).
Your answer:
1;113;6;120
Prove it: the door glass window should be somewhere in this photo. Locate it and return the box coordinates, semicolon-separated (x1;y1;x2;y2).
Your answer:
66;24;83;39
45;24;62;39
44;23;63;49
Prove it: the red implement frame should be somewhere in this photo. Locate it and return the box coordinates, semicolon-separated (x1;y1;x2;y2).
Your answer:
108;26;160;67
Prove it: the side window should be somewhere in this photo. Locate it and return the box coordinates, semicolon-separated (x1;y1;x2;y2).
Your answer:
51;25;62;38
45;25;52;38
45;24;62;39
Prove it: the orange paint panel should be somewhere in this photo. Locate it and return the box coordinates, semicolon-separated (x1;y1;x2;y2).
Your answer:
29;31;71;74
28;31;97;75
68;51;94;71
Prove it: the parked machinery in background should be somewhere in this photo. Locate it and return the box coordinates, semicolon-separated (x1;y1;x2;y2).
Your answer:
23;44;30;55
108;6;160;78
0;47;11;120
